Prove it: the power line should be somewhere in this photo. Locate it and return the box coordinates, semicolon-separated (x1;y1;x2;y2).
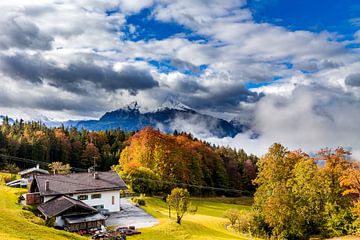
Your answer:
130;177;253;194
0;154;87;172
0;154;253;194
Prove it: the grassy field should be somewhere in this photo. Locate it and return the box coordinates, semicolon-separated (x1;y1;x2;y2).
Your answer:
128;196;257;240
0;173;87;240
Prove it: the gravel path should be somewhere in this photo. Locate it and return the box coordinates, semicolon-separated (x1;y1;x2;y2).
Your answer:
106;198;159;229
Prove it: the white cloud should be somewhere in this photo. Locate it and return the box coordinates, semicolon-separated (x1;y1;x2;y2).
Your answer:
0;0;360;158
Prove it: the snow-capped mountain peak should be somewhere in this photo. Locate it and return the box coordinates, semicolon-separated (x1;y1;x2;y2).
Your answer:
157;97;194;112
116;101;140;112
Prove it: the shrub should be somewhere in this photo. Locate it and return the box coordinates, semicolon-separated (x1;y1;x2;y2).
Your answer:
352;217;360;236
2;174;17;184
223;208;240;226
131;197;146;206
234;211;256;234
137;199;146;206
45;217;56;227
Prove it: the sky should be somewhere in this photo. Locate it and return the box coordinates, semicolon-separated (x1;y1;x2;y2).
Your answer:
0;0;360;157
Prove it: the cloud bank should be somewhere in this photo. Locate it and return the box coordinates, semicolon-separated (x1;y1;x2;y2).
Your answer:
0;0;359;157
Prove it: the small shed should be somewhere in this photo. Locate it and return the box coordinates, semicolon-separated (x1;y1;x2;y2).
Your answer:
64;213;106;232
38;195;106;231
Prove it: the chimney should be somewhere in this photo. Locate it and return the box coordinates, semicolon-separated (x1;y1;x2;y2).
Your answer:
45;180;49;191
93;172;99;180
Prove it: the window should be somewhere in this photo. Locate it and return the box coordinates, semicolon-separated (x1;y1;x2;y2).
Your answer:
91;193;101;199
77;195;88;200
112;196;115;205
92;205;104;210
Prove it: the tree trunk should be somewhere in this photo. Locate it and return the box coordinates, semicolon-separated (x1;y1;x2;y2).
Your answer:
176;215;181;224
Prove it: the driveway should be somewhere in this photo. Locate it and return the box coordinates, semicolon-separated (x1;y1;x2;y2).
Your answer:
106;197;159;229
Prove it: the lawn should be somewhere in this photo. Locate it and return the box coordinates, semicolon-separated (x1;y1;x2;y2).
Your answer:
128;196;257;240
0;173;87;240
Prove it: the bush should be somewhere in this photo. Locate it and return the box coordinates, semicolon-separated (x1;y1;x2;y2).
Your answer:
123;167;161;195
352;217;360;236
131;197;146;206
223;209;240;226
321;204;356;238
234;211;256;234
22;205;38;214
1;174;17;184
137;199;146;206
45;217;56;227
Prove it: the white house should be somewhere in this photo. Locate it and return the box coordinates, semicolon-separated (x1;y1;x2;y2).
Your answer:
6;164;49;188
28;171;127;212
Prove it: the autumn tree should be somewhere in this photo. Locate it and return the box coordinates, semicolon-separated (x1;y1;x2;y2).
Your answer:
48;162;71;174
317;148;355;237
118;127;256;196
340;161;360;216
253;144;357;239
224;208;240;226
253;144;312;239
122;166;161;195
0;120;132;172
81;142;100;168
167;188;195;224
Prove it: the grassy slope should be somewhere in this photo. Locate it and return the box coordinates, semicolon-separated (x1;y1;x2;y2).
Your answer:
0;174;87;240
129;197;257;240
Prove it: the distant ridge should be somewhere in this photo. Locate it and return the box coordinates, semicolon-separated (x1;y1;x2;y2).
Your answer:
1;100;247;138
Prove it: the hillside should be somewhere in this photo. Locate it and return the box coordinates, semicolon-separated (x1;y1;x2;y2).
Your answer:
119;127;258;196
128;197;255;240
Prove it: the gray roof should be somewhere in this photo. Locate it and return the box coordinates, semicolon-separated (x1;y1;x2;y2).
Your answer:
33;171;127;196
64;213;106;224
18;167;49;176
38;195;95;218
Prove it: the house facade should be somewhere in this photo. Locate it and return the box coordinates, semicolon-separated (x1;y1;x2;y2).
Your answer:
28;171;127;212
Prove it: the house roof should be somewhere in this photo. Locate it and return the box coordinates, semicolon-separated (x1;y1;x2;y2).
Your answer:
5;178;28;187
38;195;96;218
33;171;127;196
18;166;49;176
64;213;107;224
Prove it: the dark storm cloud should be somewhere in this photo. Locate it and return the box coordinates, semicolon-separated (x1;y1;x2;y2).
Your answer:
48;62;159;93
0;15;53;50
186;84;262;111
0;54;45;83
345;73;360;87
0;53;159;93
294;59;341;72
0;84;105;113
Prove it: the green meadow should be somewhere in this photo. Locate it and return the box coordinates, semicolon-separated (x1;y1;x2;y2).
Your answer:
129;197;257;240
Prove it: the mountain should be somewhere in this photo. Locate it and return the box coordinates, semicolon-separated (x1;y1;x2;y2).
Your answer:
0;100;243;138
0;115;15;124
73;100;241;138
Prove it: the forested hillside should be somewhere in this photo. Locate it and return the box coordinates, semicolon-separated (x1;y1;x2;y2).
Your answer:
0;117;133;171
119;127;258;196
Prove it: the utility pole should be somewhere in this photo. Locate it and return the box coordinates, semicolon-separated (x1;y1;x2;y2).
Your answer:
93;156;97;171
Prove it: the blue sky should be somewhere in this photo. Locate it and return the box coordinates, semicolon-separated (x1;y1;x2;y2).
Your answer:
124;0;360;42
118;0;360;81
0;0;360;157
248;0;360;39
